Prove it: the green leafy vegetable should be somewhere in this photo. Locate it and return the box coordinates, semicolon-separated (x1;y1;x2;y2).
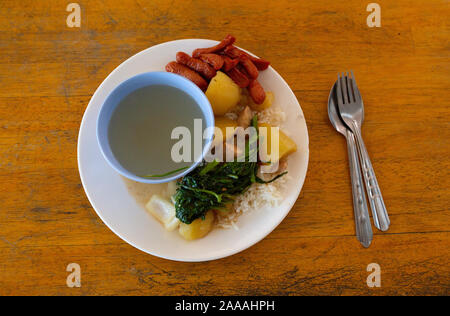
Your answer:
174;115;287;224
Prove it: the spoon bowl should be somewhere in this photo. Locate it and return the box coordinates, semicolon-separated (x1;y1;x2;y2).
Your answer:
328;82;346;135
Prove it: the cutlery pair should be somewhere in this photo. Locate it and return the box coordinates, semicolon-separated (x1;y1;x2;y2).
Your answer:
328;71;390;248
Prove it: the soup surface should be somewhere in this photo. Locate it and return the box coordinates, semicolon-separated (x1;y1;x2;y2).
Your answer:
108;85;205;176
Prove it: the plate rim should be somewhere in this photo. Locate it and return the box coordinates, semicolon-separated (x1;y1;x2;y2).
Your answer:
77;38;309;262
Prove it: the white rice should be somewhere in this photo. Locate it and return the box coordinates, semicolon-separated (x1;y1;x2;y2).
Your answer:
257;105;286;126
216;173;289;229
216;104;288;229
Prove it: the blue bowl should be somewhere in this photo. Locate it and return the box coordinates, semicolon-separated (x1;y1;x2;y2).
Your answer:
97;72;214;184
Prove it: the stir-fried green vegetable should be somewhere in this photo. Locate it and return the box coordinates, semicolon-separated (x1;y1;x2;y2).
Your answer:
174;116;287;224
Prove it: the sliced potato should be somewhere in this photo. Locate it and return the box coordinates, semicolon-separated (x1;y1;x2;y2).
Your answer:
145;195;180;231
206;72;241;116
178;210;215;241
259;122;297;162
249;91;274;111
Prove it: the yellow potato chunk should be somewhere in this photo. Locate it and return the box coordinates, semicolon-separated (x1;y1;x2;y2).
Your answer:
259;122;297;161
178;210;215;241
249;91;274;111
206;72;241;116
214;116;237;142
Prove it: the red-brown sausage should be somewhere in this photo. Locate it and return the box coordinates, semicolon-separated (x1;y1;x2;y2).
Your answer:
248;80;266;104
176;52;216;80
239;55;258;79
224;45;270;70
199;53;224;70
224;45;242;59
222;56;239;72
165;62;208;91
192;34;236;58
236;64;250;78
247;56;270;71
226;67;250;88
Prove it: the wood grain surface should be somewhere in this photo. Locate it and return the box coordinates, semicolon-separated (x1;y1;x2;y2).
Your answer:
0;0;449;296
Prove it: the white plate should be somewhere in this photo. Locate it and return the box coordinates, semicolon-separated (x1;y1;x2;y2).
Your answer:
78;39;309;262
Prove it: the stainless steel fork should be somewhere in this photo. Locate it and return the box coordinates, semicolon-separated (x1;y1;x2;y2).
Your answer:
336;71;390;231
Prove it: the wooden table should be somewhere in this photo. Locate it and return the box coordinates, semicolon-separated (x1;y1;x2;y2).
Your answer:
0;0;448;296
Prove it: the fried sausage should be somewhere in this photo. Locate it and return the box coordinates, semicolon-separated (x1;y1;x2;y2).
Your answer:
248;80;266;104
224;45;270;70
239;55;258;79
223;45;242;59
222;56;239;72
192;34;236;58
165;62;208;91
247;55;270;71
199;53;224;70
226;67;250;88
176;52;216;80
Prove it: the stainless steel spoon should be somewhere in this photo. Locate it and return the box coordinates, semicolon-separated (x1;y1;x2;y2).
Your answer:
328;81;373;248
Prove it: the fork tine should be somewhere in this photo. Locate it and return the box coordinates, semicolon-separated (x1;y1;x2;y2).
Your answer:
336;73;344;106
346;72;355;103
341;72;349;104
350;70;361;103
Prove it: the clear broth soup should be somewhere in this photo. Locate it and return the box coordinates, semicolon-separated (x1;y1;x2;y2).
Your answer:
108;85;205;177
